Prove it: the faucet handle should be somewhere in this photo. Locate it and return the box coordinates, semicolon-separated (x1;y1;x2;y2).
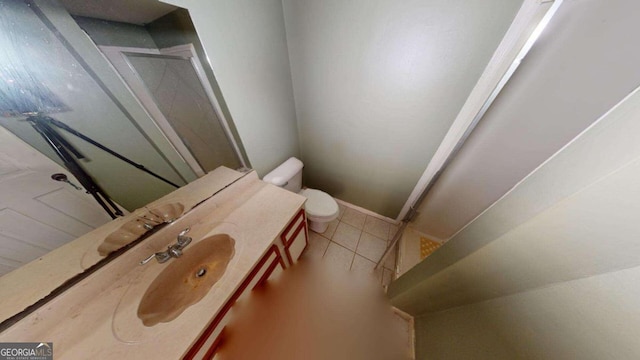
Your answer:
177;235;192;248
140;251;172;265
139;228;192;266
140;254;156;265
167;246;183;258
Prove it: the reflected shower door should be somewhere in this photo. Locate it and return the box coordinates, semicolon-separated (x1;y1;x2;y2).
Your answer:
113;47;242;175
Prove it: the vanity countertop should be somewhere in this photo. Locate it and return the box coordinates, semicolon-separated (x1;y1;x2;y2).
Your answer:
0;169;306;359
0;166;247;324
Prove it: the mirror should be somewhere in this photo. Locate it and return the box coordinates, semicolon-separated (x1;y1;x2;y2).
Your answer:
0;0;248;324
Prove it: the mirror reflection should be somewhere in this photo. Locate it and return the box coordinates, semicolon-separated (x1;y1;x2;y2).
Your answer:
0;0;246;279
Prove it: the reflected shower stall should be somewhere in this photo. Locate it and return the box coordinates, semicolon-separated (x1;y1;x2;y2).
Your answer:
102;44;246;177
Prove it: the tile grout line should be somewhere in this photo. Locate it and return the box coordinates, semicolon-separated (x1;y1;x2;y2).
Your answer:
312;211;397;280
353;226;365;261
327;239;393;272
348;250;356;271
359;229;392;267
349;219;362;271
320;239;329;258
328;239;352;252
315;221;395;270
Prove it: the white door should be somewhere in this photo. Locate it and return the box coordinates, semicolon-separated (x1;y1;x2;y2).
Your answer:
0;126;113;276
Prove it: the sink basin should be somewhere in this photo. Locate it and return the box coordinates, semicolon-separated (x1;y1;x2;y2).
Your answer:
137;234;235;327
146;202;185;223
97;220;151;256
97;202;185;257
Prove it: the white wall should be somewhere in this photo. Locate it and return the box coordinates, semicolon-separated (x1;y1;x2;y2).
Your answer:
412;0;640;239
282;0;523;218
415;264;640;359
392;74;640;360
386;1;640;353
161;0;300;176
390;82;640;315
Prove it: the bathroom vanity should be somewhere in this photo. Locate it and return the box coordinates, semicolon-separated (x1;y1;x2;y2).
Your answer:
0;167;308;359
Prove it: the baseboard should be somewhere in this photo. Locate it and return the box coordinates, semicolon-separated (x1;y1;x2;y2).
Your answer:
334;198;400;225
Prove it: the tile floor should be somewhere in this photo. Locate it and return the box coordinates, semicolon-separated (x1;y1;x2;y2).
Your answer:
301;203;400;287
299;202;413;357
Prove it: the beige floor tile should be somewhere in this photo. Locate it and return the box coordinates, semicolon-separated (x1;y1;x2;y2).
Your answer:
332;222;361;251
301;232;330;260
341;207;367;229
356;232;387;262
323;242;355;271
388;223;400;242
363;216;391;239
317;218;339;239
350;254;383;282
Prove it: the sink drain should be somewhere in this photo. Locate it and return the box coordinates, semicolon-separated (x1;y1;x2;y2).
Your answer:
196;267;207;278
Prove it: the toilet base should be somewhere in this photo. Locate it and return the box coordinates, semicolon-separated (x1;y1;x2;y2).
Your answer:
308;219;329;233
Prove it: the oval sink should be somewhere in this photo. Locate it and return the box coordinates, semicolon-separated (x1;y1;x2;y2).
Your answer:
146;202;185;223
97;220;149;256
137;234;235;327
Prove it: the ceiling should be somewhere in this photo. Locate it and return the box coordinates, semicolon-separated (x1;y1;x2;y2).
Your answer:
58;0;177;25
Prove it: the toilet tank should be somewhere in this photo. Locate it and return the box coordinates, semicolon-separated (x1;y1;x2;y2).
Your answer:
263;157;303;193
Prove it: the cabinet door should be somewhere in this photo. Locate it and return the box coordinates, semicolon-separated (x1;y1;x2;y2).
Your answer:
184;245;285;359
281;209;308;265
253;248;286;289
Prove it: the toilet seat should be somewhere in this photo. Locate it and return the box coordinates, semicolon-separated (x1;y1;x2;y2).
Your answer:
299;188;339;221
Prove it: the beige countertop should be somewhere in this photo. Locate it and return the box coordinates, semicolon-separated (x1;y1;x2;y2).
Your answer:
0;169;306;359
0;167;245;324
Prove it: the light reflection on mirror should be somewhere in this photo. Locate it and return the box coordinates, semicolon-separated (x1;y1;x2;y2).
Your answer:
0;0;246;319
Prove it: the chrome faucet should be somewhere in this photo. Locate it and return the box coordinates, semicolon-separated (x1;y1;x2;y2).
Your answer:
140;228;192;265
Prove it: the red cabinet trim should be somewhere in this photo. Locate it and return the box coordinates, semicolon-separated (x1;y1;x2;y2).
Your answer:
281;209;305;246
281;209;308;264
202;329;225;360
183;244;283;359
254;251;286;290
284;220;307;265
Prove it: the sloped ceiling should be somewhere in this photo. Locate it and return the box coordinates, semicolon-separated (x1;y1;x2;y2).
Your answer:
58;0;177;25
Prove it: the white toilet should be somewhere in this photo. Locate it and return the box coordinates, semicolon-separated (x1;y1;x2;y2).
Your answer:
263;157;339;233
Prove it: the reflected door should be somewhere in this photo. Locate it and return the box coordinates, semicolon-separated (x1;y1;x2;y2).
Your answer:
102;45;242;176
0;126;112;276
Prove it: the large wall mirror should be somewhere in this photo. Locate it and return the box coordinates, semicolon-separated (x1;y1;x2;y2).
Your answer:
0;0;247;324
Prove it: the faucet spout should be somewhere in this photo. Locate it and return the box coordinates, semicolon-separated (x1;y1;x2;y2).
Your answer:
177;227;191;245
140;227;193;265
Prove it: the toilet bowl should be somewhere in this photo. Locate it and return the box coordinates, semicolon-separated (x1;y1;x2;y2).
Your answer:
263;157;339;233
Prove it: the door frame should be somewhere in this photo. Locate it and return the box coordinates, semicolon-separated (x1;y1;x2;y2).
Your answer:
99;44;247;177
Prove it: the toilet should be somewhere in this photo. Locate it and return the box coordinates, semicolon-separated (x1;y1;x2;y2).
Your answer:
263;157;339;233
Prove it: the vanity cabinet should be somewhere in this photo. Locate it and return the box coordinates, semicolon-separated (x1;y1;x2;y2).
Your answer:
281;209;308;266
184;244;285;359
184;209;308;359
0;169;310;360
